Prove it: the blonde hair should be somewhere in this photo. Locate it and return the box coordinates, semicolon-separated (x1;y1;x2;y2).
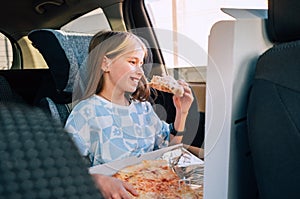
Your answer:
82;30;151;102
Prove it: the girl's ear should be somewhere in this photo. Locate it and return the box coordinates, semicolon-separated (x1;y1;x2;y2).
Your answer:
101;56;111;72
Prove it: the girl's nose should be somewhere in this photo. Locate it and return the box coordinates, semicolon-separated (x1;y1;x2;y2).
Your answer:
136;66;144;75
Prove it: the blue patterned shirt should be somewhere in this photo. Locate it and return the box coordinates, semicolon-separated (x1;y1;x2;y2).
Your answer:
65;94;170;166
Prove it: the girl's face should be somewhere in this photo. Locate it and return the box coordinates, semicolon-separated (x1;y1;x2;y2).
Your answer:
105;49;145;93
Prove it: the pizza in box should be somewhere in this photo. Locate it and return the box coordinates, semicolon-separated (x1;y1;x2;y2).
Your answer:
113;159;203;199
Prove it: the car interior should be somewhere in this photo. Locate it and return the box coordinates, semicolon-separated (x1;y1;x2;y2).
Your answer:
0;0;205;147
0;0;205;197
1;0;300;198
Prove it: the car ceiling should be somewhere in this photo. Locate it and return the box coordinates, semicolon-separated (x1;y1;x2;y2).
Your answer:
0;0;123;40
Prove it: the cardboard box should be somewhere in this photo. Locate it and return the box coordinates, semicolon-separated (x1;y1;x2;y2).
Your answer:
89;143;204;176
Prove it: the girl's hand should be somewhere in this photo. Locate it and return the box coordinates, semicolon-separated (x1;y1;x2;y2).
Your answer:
173;80;194;115
92;174;138;199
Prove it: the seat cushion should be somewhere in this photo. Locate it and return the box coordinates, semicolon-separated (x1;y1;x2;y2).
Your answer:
0;102;103;198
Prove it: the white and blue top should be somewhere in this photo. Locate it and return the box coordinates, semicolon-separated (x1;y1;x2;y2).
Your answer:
65;94;170;166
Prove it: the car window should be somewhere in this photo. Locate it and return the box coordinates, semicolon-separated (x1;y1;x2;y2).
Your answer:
0;33;13;70
0;32;48;70
144;0;267;82
61;8;111;34
20;36;48;69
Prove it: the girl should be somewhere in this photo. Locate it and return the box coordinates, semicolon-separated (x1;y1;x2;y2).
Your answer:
65;30;193;166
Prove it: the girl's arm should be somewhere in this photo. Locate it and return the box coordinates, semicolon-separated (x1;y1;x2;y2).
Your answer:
170;80;194;144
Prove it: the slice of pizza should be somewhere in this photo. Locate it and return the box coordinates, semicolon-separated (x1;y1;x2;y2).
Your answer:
113;159;202;199
148;75;184;97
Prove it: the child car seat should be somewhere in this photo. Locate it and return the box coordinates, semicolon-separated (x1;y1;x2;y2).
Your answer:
28;29;93;126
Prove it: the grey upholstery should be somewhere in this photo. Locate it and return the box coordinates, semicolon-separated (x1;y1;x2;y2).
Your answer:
28;29;93;126
39;97;71;125
247;0;300;198
0;102;103;199
28;29;93;93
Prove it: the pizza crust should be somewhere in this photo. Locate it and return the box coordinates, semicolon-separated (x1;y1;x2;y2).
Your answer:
148;75;184;97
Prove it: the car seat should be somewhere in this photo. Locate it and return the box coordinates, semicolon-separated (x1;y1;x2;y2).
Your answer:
0;102;103;199
247;0;300;198
28;29;93;126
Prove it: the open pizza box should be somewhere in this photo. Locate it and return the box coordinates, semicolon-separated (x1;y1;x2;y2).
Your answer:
89;143;204;186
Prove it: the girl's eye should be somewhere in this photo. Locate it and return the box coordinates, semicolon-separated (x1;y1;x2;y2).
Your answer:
129;60;136;65
128;58;143;67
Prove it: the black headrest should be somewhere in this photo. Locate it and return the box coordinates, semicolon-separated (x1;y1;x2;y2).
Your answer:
28;29;93;93
267;0;300;43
